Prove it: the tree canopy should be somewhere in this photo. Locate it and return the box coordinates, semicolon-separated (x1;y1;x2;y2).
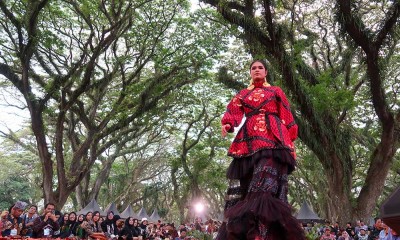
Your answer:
0;0;399;224
200;0;400;222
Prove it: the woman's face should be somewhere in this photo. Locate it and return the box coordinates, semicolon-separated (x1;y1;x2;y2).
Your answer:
86;212;93;221
78;215;84;221
93;213;100;222
129;218;134;226
133;219;138;226
69;213;76;221
250;61;267;82
107;212;114;220
64;214;69;221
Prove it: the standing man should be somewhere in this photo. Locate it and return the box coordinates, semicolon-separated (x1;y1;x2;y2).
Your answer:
1;200;27;236
32;203;60;238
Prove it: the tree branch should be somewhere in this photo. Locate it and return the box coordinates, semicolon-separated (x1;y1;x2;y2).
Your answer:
374;1;400;49
336;0;372;54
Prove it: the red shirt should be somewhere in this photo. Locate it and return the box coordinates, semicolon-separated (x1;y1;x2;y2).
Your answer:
222;82;297;158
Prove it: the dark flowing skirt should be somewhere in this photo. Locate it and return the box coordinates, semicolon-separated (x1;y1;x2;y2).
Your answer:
216;149;305;240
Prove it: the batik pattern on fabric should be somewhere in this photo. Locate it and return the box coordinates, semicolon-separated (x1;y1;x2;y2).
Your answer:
221;85;297;159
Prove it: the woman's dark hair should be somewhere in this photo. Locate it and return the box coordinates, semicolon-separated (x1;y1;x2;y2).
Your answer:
69;211;76;219
125;217;134;226
8;205;14;212
92;211;101;222
249;59;268;71
77;214;84;223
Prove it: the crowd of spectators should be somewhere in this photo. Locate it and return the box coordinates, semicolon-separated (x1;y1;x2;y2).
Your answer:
304;219;400;240
0;201;219;240
1;200;399;240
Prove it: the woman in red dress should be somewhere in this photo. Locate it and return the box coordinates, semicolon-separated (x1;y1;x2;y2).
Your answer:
218;60;305;240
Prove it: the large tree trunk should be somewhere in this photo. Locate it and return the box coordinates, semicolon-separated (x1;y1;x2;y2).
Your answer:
31;110;55;204
354;124;397;218
325;154;353;223
171;165;188;223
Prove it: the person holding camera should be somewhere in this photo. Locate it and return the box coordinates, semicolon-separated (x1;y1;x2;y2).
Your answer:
1;201;27;237
32;203;60;238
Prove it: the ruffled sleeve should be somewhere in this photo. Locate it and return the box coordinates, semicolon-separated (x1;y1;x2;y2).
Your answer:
221;91;244;133
275;87;297;142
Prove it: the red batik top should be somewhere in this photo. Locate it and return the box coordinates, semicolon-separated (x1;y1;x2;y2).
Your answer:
222;81;298;158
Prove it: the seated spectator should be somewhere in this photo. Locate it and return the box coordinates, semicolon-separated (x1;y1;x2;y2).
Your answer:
62;213;69;225
101;211;118;238
118;217;140;240
303;222;313;234
320;227;336;240
140;218;149;238
58;212;68;235
52;210;63;237
99;216;105;227
354;220;362;236
0;211;12;233
355;228;369;240
331;222;340;237
177;224;186;237
345;222;355;238
116;218;124;234
175;228;187;240
359;220;368;231
81;211;105;240
194;217;202;231
86;212;93;222
60;211;79;238
2;201;27;236
379;223;390;240
206;220;216;234
153;228;164;240
21;205;39;237
391;229;400;240
165;224;178;239
32;203;60;238
369;217;383;239
338;230;353;240
75;214;87;239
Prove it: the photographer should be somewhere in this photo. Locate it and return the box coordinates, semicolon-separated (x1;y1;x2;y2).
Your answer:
32;203;60;238
1;201;27;236
0;211;12;233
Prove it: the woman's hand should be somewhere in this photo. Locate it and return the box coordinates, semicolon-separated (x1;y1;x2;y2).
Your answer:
221;124;231;137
